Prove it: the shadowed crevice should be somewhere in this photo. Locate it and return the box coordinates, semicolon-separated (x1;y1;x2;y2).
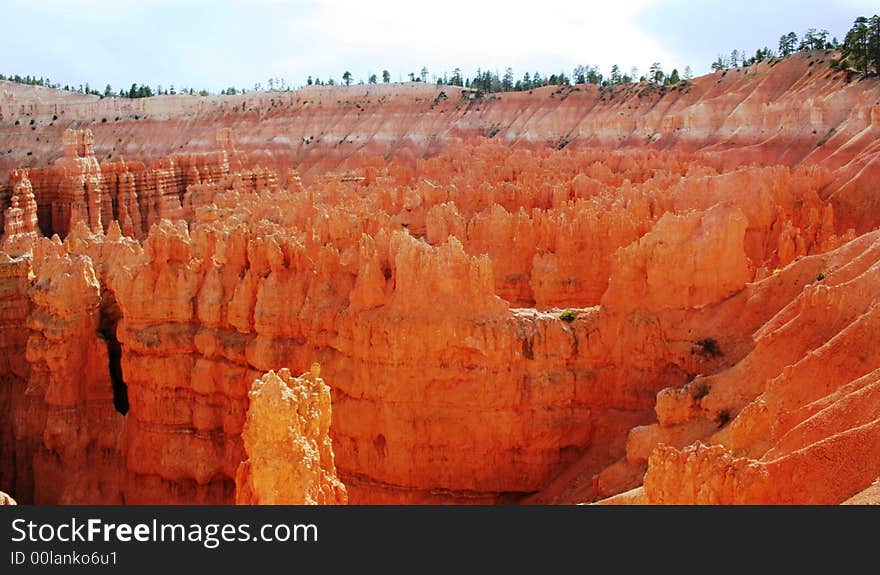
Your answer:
97;291;128;415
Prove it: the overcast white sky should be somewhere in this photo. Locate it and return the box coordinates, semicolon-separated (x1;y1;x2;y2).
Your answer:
1;0;876;93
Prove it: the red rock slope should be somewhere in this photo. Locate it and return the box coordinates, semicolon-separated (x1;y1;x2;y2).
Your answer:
0;52;878;505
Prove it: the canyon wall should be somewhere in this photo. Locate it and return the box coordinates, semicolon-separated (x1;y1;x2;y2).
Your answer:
636;230;880;504
1;52;879;505
2;51;878;230
0;253;32;500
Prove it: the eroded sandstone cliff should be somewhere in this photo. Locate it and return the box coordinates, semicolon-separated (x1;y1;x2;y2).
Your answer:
1;52;879;505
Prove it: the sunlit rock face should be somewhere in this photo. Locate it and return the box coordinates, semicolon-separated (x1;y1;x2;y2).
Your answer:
235;366;347;505
1;51;879;505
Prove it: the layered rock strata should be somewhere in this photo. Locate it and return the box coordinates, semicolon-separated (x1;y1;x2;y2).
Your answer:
0;54;878;505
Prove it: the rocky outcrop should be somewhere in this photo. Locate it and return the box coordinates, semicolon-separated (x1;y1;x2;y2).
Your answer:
50;128;104;237
23;235;126;504
601;203;753;312
20;128;239;240
0;253;32;500
1;170;39;254
235;366;347;505
593;230;880;504
101;210;599;503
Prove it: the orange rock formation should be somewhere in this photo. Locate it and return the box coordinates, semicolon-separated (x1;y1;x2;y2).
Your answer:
1;169;39;251
1;52;879;505
235;366;347;505
0;253;33;500
24;236;125;503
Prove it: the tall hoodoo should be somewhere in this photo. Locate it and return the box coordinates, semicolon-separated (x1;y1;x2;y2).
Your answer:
235;367;347;505
1;169;39;254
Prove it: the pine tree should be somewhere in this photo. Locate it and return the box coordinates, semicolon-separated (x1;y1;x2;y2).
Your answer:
844;16;871;74
870;15;880;74
779;32;797;56
799;28;828;51
610;64;622;84
502;67;514;91
649;62;664;84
